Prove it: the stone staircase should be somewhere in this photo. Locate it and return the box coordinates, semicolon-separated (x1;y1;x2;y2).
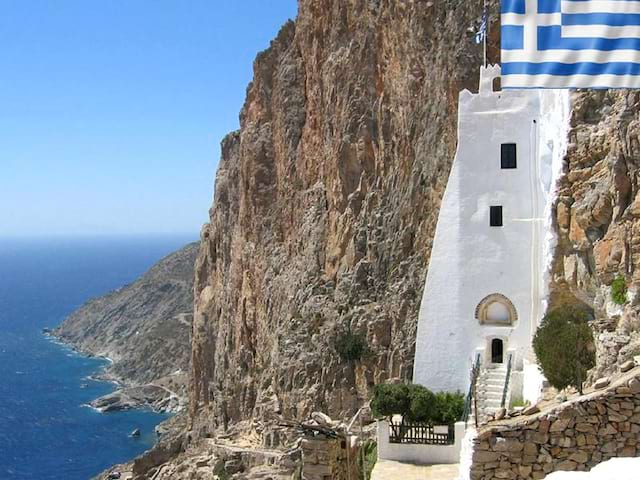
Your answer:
473;364;509;424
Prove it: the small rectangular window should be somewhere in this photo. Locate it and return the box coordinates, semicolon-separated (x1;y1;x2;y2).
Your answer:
501;143;517;169
490;206;503;227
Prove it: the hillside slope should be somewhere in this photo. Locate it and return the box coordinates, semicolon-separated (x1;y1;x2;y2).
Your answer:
54;242;198;411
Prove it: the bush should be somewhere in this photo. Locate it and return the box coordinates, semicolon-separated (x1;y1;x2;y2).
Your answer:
432;391;465;425
335;330;369;362
370;384;464;425
611;275;628;305
370;383;411;419
407;385;436;422
533;305;595;394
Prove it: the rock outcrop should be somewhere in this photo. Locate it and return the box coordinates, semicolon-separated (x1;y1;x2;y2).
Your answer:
189;0;497;439
551;91;640;380
54;242;198;411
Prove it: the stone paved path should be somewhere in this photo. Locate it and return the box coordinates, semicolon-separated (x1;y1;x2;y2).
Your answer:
371;460;460;480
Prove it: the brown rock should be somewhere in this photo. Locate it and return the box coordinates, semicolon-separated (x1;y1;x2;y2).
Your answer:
473;451;501;463
629;377;640;394
550;418;571;433
621;360;635;373
523;442;538;456
538;419;551;433
519;465;533;478
557;460;578;471
493;438;524;453
594;377;611;389
621;446;637;457
569;451;589;464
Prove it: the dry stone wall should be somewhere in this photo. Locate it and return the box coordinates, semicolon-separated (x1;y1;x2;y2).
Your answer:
301;435;359;480
471;369;640;480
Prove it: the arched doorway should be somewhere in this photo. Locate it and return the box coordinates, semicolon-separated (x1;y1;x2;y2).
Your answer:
491;339;504;364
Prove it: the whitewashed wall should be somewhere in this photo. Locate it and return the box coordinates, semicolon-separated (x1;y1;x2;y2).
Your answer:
413;66;570;394
376;421;466;465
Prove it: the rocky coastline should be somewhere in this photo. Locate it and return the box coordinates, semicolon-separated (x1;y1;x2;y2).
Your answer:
50;242;198;414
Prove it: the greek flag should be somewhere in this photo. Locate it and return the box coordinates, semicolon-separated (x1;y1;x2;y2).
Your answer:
476;6;488;44
501;0;640;88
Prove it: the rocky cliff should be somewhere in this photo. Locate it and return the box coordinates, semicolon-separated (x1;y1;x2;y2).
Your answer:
95;3;640;479
552;91;640;381
54;242;198;411
190;0;496;437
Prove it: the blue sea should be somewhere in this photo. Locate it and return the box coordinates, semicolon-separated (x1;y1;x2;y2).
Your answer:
0;235;195;480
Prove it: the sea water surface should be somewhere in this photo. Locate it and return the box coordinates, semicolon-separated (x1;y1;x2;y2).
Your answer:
0;235;195;479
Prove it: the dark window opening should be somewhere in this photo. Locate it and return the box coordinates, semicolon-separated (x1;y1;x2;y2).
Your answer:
491;339;504;364
501;143;517;169
490;206;503;227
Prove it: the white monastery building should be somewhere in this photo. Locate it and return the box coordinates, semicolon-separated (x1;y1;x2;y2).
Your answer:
413;66;569;414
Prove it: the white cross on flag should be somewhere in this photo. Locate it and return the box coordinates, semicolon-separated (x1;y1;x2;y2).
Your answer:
501;0;640;88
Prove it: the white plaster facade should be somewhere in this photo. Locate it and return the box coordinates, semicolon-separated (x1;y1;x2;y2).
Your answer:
413;66;570;397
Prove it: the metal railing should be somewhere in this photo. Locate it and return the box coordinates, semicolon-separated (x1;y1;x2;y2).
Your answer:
388;421;455;445
462;353;481;425
501;353;514;408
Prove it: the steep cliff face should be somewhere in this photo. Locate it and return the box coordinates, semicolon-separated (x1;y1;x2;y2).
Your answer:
552;91;640;380
190;0;494;434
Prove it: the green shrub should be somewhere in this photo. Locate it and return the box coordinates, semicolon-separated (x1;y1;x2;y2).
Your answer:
611;275;628;305
370;384;464;425
335;330;369;362
432;391;465;425
533;305;595;395
370;383;411;419
407;385;436;422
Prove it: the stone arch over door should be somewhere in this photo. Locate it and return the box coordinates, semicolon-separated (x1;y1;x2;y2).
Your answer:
475;293;518;326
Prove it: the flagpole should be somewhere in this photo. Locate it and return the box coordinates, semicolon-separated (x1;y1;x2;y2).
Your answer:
483;0;488;67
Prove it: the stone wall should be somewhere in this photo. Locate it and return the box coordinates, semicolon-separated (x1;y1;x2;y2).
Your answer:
470;369;640;480
301;434;359;480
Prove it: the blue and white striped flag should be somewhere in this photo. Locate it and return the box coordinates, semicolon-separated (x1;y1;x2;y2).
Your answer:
501;0;640;88
476;6;489;44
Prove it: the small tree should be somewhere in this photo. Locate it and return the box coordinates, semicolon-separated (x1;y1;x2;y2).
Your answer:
370;384;410;420
533;305;595;395
370;384;464;425
407;385;436;422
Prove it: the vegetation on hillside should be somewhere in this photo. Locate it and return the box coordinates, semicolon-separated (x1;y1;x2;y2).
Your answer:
335;330;369;363
611;275;628;305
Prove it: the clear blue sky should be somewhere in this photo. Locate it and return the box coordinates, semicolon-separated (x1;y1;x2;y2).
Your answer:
0;1;297;237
